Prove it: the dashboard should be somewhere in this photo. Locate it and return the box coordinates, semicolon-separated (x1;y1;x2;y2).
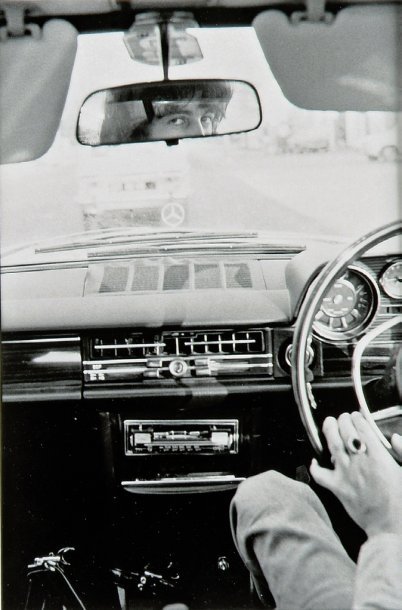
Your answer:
2;252;401;401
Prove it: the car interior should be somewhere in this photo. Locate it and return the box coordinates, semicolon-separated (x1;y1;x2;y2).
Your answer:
1;1;401;609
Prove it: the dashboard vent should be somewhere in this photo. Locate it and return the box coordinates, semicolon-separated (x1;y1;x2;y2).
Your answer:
225;263;252;288
163;264;190;290
90;330;265;359
99;266;130;293
131;265;159;292
84;329;272;383
91;333;163;360
85;260;260;294
165;330;265;356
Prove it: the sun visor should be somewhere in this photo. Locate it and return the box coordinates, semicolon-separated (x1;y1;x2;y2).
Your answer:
0;19;77;163
253;6;402;111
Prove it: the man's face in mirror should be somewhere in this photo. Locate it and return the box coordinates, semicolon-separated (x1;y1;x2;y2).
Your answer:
146;99;226;138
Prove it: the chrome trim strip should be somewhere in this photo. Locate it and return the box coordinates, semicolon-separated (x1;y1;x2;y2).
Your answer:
86;366;146;375
86;363;271;374
93;342;166;350
83;354;272;365
84;359;147;365
124;418;239;426
210;362;272;370
121;475;245;486
2;337;80;344
2;261;89;273
2;390;82;402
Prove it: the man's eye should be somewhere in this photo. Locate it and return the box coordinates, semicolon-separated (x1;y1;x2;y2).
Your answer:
167;116;187;127
201;115;214;126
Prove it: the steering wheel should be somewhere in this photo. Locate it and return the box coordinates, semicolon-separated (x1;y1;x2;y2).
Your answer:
292;220;402;461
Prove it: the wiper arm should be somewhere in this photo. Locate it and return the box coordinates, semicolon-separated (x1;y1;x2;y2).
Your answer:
34;229;305;260
35;230;261;254
87;241;304;260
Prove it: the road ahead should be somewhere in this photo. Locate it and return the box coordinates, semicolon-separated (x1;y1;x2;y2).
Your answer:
187;148;400;238
1;149;400;249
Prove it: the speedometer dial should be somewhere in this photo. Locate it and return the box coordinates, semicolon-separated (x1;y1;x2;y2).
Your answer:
380;261;402;299
320;278;357;318
313;266;379;342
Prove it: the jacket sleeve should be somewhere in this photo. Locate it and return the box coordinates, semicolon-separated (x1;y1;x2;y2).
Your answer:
353;534;402;610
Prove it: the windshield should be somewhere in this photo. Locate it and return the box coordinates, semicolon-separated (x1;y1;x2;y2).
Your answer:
1;27;400;263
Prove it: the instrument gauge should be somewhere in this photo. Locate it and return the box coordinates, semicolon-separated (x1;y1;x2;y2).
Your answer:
313;266;379;342
380;261;402;299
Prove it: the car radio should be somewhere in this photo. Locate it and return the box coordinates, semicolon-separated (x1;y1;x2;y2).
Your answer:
124;419;239;456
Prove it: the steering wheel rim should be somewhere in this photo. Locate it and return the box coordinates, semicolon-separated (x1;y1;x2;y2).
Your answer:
292;220;402;456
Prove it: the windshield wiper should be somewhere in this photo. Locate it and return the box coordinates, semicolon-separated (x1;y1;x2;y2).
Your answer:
87;242;304;259
35;230;304;256
35;230;260;253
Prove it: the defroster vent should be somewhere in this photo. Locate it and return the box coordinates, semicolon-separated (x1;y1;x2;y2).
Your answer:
85;259;259;294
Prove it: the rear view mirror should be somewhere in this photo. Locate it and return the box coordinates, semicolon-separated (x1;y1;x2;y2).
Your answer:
77;79;261;145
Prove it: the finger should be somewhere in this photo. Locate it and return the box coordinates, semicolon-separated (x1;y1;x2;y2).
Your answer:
391;433;402;460
337;412;364;454
322;417;350;468
310;458;337;492
350;411;387;455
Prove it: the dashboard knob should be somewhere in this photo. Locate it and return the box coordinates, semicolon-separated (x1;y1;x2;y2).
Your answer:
285;344;314;368
169;359;188;377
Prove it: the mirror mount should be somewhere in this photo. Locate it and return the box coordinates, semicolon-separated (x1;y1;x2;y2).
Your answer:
290;0;334;24
124;11;201;81
0;4;42;40
159;18;170;80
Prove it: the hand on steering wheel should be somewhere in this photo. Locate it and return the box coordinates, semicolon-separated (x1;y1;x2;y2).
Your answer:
310;412;402;538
